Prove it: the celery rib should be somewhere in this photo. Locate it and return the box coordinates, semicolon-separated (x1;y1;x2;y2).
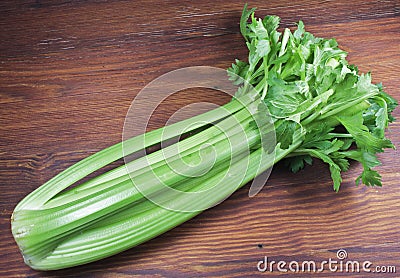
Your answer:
12;101;262;269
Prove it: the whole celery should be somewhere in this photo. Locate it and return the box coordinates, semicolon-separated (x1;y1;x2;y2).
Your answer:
11;5;397;270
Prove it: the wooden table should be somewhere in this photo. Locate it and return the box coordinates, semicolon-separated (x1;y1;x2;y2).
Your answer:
1;1;399;277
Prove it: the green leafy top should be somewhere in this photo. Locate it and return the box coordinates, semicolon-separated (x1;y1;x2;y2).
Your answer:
229;5;397;191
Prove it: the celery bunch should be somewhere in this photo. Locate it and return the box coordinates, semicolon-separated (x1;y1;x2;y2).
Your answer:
12;5;396;270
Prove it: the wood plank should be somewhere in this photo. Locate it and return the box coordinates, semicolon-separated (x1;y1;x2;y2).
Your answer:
0;1;399;277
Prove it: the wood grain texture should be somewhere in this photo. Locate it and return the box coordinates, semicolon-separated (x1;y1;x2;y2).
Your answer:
0;0;399;277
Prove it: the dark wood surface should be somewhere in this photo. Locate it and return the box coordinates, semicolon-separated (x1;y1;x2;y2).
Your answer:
1;1;399;277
